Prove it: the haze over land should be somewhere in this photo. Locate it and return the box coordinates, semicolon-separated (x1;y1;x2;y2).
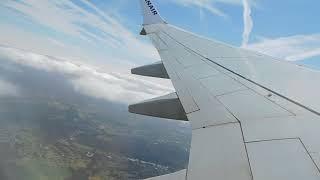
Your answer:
0;46;191;180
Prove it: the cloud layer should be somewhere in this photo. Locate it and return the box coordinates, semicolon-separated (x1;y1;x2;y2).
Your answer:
247;34;320;61
0;78;19;97
1;0;159;67
172;0;254;18
173;0;233;17
0;46;172;104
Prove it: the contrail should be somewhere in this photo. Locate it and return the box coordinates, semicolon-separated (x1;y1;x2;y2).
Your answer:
242;0;253;47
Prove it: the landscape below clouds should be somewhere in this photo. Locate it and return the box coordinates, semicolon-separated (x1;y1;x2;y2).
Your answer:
0;46;190;180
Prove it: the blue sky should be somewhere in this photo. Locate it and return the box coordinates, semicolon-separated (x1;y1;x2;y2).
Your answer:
1;0;320;71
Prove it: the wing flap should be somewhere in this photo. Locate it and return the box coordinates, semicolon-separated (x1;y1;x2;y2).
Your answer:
242;114;320;153
187;123;252;180
247;139;320;180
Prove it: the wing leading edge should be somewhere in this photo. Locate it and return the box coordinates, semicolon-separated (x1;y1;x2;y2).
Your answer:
130;0;320;179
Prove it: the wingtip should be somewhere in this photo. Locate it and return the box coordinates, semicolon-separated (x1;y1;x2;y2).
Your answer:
140;0;165;25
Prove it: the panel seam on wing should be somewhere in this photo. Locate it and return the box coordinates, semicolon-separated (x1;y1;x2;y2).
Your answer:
160;29;312;117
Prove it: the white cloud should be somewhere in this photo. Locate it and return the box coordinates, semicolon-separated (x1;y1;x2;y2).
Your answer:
172;0;247;18
47;38;67;48
1;0;159;67
287;48;320;61
247;34;320;61
171;0;256;46
0;46;172;104
241;0;253;47
174;0;320;62
175;0;319;62
3;0;320;104
173;0;228;17
0;79;19;97
1;0;260;67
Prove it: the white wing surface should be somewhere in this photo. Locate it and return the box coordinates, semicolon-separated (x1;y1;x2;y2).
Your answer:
130;0;320;179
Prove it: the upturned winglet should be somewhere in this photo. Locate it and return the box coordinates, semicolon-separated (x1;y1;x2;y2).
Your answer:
140;0;165;25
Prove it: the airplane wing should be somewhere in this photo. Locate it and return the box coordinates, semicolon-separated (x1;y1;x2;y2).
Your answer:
130;0;320;179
